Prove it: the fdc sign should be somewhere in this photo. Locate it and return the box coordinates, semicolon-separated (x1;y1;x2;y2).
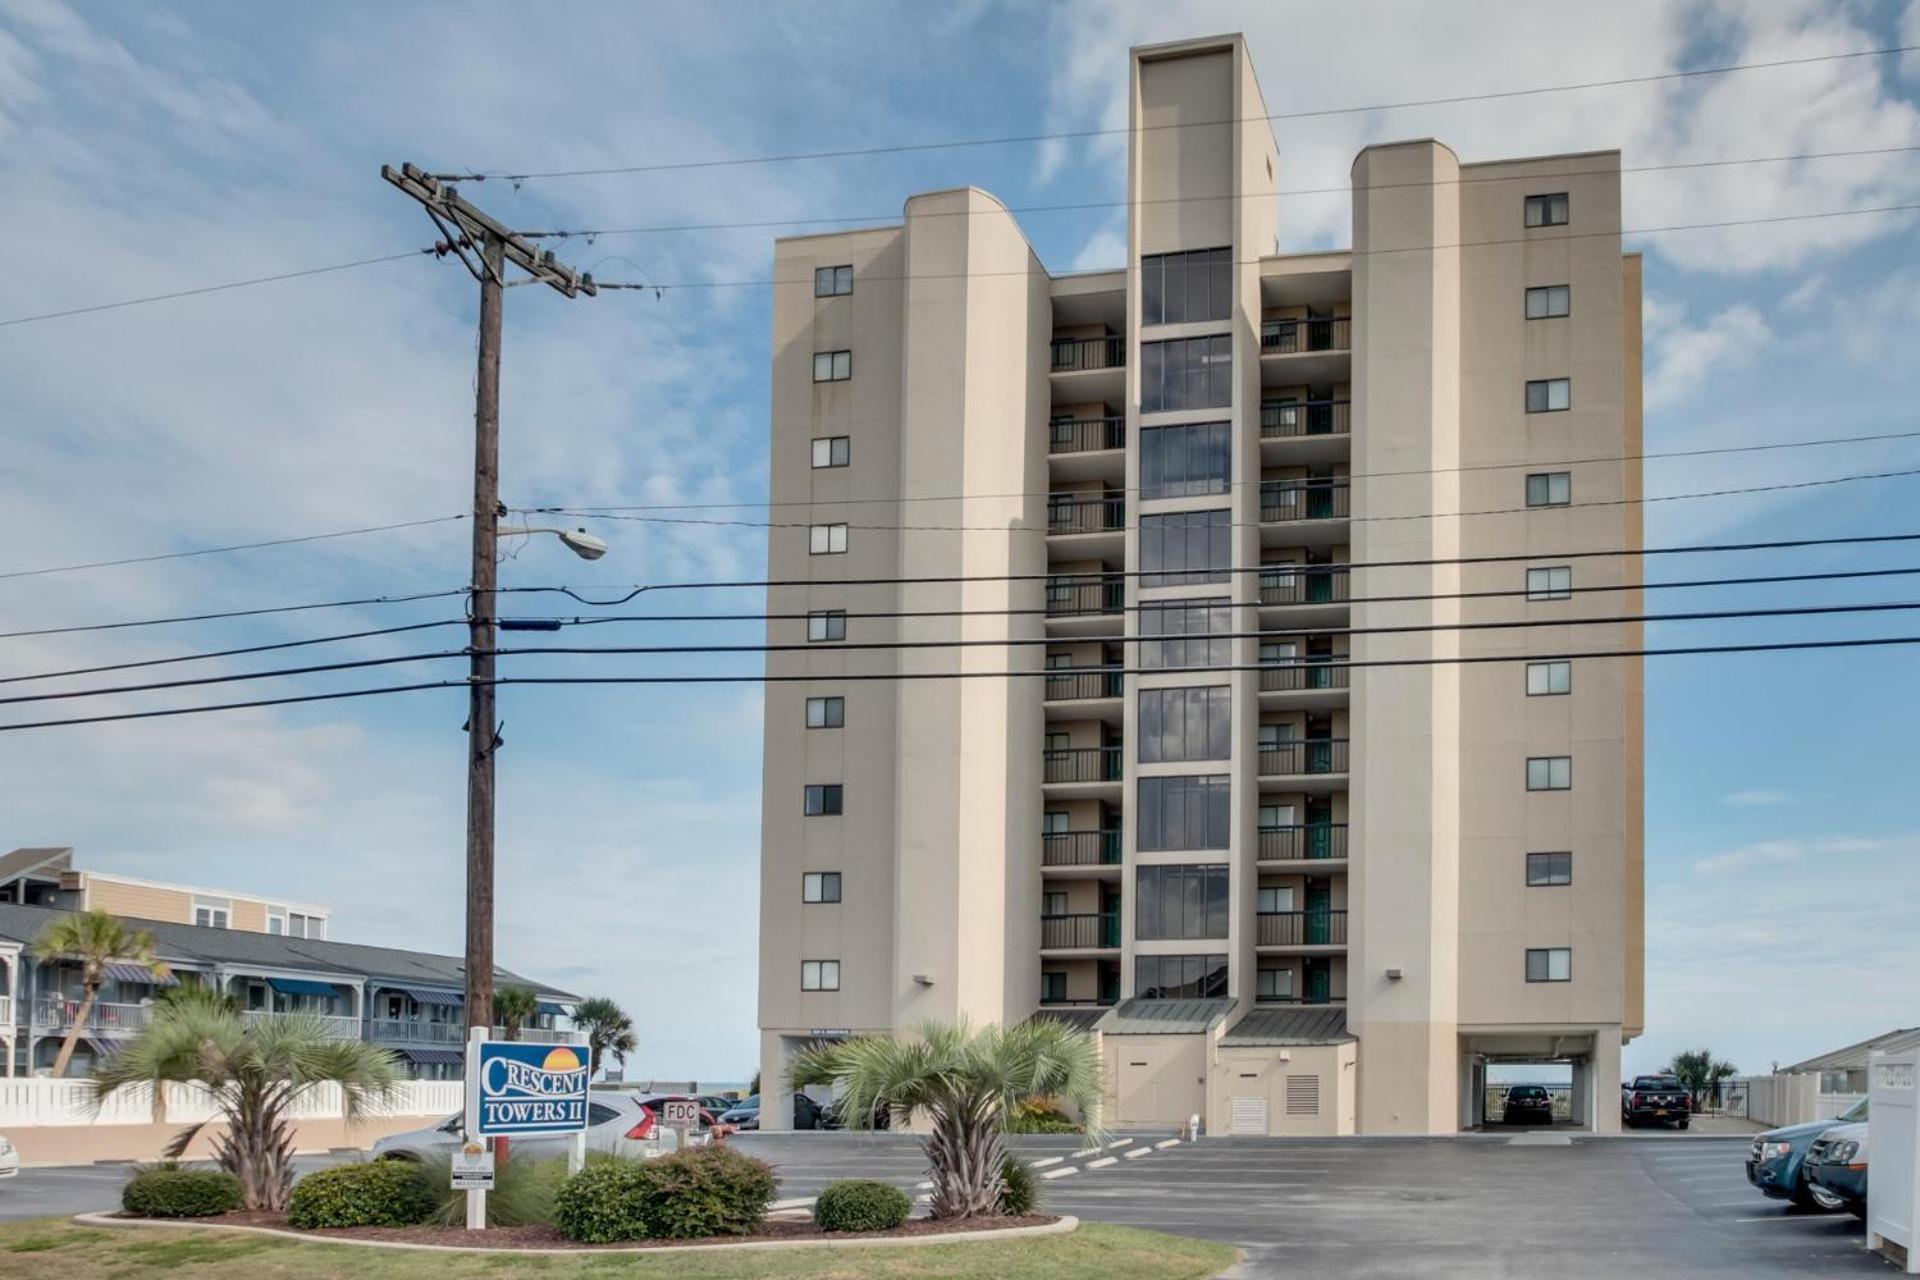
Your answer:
473;1042;593;1136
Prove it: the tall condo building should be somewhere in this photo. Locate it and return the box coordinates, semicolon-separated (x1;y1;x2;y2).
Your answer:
757;33;1643;1135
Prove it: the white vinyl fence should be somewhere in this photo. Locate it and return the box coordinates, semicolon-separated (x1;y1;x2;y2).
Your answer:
0;1077;463;1128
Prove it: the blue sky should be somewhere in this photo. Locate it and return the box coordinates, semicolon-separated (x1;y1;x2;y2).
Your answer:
2;0;1919;1080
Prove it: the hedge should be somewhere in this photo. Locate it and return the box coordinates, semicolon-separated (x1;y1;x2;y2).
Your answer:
121;1167;244;1218
553;1145;777;1243
287;1161;435;1229
814;1179;911;1232
999;1155;1039;1216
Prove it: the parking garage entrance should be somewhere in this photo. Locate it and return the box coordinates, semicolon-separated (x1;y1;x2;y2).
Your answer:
1461;1028;1618;1133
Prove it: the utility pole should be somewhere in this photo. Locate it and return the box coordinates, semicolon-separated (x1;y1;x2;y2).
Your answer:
380;164;595;1036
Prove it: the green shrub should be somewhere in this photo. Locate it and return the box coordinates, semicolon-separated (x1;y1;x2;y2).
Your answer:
121;1166;244;1218
813;1179;910;1232
1006;1098;1081;1134
553;1145;777;1243
422;1152;569;1228
287;1161;435;1229
998;1155;1038;1216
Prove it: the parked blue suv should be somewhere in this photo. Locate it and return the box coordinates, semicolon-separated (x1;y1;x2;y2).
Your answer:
1745;1097;1867;1210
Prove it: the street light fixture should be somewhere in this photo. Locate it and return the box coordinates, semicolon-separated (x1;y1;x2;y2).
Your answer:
501;525;608;561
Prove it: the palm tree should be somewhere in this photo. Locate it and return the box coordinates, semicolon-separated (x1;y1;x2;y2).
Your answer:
570;996;636;1077
790;1018;1102;1218
1668;1048;1739;1112
31;910;170;1078
93;985;402;1211
494;985;540;1042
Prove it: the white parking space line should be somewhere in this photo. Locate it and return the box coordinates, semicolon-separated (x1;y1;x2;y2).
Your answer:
1155;1138;1181;1149
1124;1146;1152;1159
1073;1146;1101;1157
1106;1138;1134;1149
1030;1156;1063;1169
1087;1156;1118;1169
1732;1214;1841;1224
915;1180;933;1189
1041;1166;1079;1180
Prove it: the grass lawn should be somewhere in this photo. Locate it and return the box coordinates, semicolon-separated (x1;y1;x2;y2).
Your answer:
0;1218;1236;1279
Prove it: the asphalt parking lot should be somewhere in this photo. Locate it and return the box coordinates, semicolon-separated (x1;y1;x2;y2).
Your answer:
735;1131;1892;1279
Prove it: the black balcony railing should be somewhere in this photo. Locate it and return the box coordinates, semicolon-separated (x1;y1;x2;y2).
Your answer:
1259;567;1349;606
1258;738;1350;776
1046;575;1125;618
1044;745;1124;784
1261;399;1351;439
1041;912;1122;950
1048;494;1126;535
1261;482;1350;523
1042;829;1123;867
1257;909;1348;947
1261;317;1350;353
1258;823;1349;861
1052;335;1125;372
1044;669;1124;702
1259;662;1349;693
1049;415;1126;455
1254;993;1343;1006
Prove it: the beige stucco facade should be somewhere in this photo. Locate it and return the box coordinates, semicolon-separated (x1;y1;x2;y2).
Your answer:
758;35;1641;1135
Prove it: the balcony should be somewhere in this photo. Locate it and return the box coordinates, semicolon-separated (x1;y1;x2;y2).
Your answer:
0;996;10;1027
1259;662;1348;694
1049;414;1125;456
1045;575;1125;634
242;1010;362;1039
1261;399;1350;439
1051;335;1125;372
1048;494;1125;536
1043;746;1123;785
1042;829;1122;868
1256;910;1349;948
1258;823;1349;863
1259;567;1350;607
1044;669;1123;703
1258;738;1350;780
1261;318;1349;353
30;999;152;1035
1254;994;1345;1006
370;1019;581;1046
1261;481;1350;524
1040;913;1121;951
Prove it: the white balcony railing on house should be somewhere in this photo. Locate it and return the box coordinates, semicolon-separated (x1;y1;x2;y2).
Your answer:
30;999;154;1035
0;996;11;1029
240;1010;362;1040
369;1018;581;1046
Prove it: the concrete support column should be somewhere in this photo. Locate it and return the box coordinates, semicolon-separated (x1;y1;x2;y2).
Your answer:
759;1031;794;1132
1571;1057;1589;1126
1590;1028;1623;1134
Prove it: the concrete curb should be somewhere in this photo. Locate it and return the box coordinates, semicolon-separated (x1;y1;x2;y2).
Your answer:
70;1211;1080;1256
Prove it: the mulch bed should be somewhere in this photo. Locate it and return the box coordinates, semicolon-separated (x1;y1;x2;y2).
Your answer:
186;1210;1059;1251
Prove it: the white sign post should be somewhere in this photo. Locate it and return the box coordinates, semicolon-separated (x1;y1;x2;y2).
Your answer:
1869;1047;1918;1272
462;1026;489;1230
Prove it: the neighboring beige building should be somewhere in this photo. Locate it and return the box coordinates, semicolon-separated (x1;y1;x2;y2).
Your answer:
757;34;1642;1135
0;846;330;938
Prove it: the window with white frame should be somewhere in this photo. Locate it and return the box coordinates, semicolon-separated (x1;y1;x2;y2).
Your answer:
811;436;850;468
812;350;852;382
802;872;841;903
1525;947;1572;981
808;523;848;555
1526;472;1571;507
1524;193;1570;227
1526;756;1573;791
801;959;840;991
1525;378;1571;413
1526;661;1572;696
289;912;323;940
1527;566;1572;600
267;911;286;935
1525;285;1571;319
814;265;853;297
192;897;231;930
807;610;846;642
805;696;845;728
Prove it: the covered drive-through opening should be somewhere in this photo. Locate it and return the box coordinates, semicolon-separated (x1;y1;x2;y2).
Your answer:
1461;1028;1621;1133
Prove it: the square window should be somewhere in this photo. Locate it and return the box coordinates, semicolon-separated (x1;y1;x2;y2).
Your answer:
814;265;853;297
801;959;840;991
1526;472;1571;507
803;784;843;815
1526;756;1573;791
1042;890;1068;917
1525;377;1571;413
1525;285;1571;319
805;696;844;728
1526;852;1573;886
811;436;850;468
808;523;848;555
1524;193;1570;228
1257;967;1294;999
1526;661;1572;696
807;610;846;643
812;350;852;382
1527;566;1572;601
1525;947;1572;982
1041;971;1067;1003
803;871;842;903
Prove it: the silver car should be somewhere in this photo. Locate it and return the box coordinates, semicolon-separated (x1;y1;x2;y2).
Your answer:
371;1091;660;1162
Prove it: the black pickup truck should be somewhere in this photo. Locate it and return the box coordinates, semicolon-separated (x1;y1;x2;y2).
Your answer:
1623;1074;1691;1129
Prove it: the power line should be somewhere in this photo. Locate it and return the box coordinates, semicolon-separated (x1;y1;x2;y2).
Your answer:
518;145;1920;242
537;463;1920;535
437;44;1920;182
524;428;1920;515
0;515;468;584
0;588;469;642
0;619;463;685
5;633;1919;732
13;598;1920;708
0;250;436;330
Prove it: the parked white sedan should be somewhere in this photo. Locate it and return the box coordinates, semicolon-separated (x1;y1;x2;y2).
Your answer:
0;1133;19;1181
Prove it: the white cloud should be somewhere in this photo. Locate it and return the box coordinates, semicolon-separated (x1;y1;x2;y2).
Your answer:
1724;788;1793;806
1069;222;1126;272
1692;834;1904;876
1644;301;1773;410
